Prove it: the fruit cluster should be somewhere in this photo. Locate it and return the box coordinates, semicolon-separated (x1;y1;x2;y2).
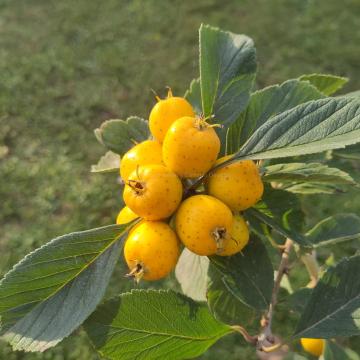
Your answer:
117;90;264;282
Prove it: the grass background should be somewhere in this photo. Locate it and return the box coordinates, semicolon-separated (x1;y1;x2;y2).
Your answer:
1;0;360;359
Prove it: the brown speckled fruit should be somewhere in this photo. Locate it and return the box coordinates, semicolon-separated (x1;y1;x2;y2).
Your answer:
124;221;180;281
175;195;233;256
206;156;263;211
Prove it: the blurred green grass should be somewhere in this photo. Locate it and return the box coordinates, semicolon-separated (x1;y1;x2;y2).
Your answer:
0;0;360;359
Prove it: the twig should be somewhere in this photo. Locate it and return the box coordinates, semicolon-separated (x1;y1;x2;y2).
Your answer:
262;238;293;340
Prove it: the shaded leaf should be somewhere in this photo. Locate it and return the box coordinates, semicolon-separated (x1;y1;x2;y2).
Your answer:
232;97;360;161
227;79;324;153
0;224;130;352
324;341;360;360
246;208;309;247
84;290;232;360
263;162;356;185
333;143;360;160
306;213;360;248
294;255;360;338
207;265;258;329
287;288;312;314
199;24;256;129
342;90;360;99
95;116;150;156
175;249;209;302
184;78;202;115
299;74;348;96
279;182;345;194
210;236;273;310
91;151;120;173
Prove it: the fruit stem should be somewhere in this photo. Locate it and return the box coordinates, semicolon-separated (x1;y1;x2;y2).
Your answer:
231;325;257;345
150;88;161;102
166;86;173;98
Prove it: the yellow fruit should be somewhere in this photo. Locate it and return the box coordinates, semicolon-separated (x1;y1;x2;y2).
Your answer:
124;221;180;281
149;93;195;143
120;140;163;181
116;206;138;224
219;214;249;256
123;164;182;220
175;195;233;256
163;116;221;178
300;338;325;357
206;156;264;211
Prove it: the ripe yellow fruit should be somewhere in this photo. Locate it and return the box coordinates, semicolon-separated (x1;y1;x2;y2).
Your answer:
149;93;195;143
120;140;163;181
175;195;233;256
163;116;221;178
300;338;325;357
124;221;180;281
123;164;182;220
206;156;264;211
220;214;249;256
116;206;138;224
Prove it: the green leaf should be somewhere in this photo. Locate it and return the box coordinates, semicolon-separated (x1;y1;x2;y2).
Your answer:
287;288;312;314
210;236;273;310
306;213;360;248
175;249;209;302
278;182;345;194
0;224;129;352
207;265;258;328
324;341;360;360
247;186;308;246
184;78;202;115
84;289;232;360
246;208;309;247
199;24;256;128
227;79;324;153
342;90;360;99
95;116;150;156
294;254;360;338
283;354;308;360
299;74;348;96
333;143;360;160
91;151;120;173
263;162;356;185
232;97;360;162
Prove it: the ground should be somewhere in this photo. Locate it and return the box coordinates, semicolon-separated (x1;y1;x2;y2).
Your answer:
0;0;360;359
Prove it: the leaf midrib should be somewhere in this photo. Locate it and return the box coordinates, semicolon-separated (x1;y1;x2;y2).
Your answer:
101;323;230;341
0;225;128;322
295;292;360;337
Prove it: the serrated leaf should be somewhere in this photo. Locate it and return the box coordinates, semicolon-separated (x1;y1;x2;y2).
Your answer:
91;151;120;173
207;264;258;329
263;162;356;185
294;255;360;338
0;224;130;352
209;236;273;310
84;290;232;360
95;116;150;156
227;79;324;153
299;74;348;96
324;341;360;360
232;97;360;162
199;24;256;129
184;78;202;115
306;213;360;248
175;249;209;302
279;182;344;194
